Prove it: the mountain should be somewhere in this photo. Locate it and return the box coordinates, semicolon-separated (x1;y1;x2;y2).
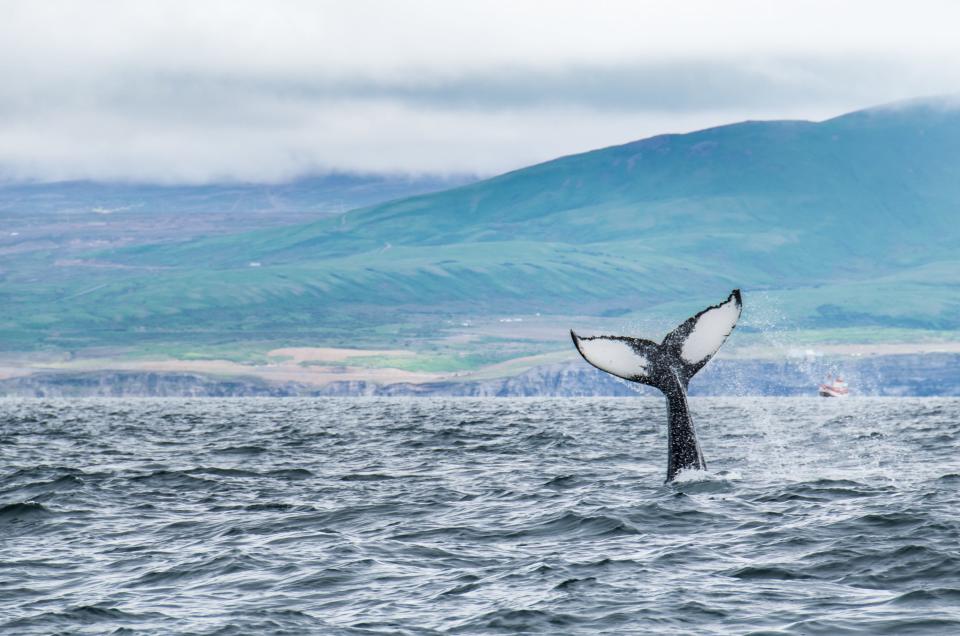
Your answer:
0;172;474;268
0;173;474;350
0;173;474;218
3;98;960;355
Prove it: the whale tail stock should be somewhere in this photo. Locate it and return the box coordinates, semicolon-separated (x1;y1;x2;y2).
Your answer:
570;290;742;482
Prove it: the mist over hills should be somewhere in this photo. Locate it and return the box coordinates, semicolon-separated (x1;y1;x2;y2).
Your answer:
2;98;960;356
0;172;473;262
0;173;474;219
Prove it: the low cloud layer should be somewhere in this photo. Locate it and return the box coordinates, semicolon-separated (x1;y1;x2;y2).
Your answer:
2;0;959;183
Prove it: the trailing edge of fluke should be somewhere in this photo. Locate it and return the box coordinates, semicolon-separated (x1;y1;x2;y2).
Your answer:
571;290;742;482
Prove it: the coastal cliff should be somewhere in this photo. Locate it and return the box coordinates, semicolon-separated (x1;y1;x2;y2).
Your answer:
3;354;959;397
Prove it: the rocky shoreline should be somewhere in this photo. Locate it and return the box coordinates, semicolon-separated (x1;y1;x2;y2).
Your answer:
2;353;960;398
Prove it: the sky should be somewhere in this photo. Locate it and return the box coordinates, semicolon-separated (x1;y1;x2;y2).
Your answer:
1;0;959;183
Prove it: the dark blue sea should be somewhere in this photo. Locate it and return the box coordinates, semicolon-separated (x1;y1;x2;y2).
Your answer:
2;398;959;634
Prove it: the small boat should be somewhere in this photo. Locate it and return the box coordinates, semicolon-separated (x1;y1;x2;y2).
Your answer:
819;376;849;398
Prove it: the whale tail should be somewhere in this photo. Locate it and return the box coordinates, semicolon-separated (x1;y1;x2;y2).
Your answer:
570;289;742;392
570;290;742;481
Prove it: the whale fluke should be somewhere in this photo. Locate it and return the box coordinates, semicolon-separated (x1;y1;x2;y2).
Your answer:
571;290;742;482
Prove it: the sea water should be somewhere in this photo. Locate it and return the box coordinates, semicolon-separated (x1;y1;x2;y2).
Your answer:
1;398;959;634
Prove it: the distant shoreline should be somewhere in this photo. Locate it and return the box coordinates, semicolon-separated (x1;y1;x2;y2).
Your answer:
4;340;960;387
3;350;960;398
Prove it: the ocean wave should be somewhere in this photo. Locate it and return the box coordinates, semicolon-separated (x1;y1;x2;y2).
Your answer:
2;397;960;634
0;501;55;522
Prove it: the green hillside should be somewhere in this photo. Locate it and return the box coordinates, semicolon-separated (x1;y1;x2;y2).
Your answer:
3;99;960;355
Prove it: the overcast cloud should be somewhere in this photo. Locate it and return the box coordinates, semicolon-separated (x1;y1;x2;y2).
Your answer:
2;0;959;183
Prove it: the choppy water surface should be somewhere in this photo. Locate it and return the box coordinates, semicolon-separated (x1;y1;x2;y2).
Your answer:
1;398;959;635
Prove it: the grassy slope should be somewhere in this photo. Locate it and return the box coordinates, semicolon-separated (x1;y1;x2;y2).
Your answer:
3;100;960;362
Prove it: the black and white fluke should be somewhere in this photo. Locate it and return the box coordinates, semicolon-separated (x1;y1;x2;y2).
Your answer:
571;290;742;482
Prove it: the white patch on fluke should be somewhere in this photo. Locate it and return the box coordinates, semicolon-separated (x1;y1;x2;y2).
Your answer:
679;295;742;364
574;337;648;380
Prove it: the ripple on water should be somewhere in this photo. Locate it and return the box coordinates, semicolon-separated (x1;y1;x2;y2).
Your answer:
0;501;56;523
1;397;959;635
